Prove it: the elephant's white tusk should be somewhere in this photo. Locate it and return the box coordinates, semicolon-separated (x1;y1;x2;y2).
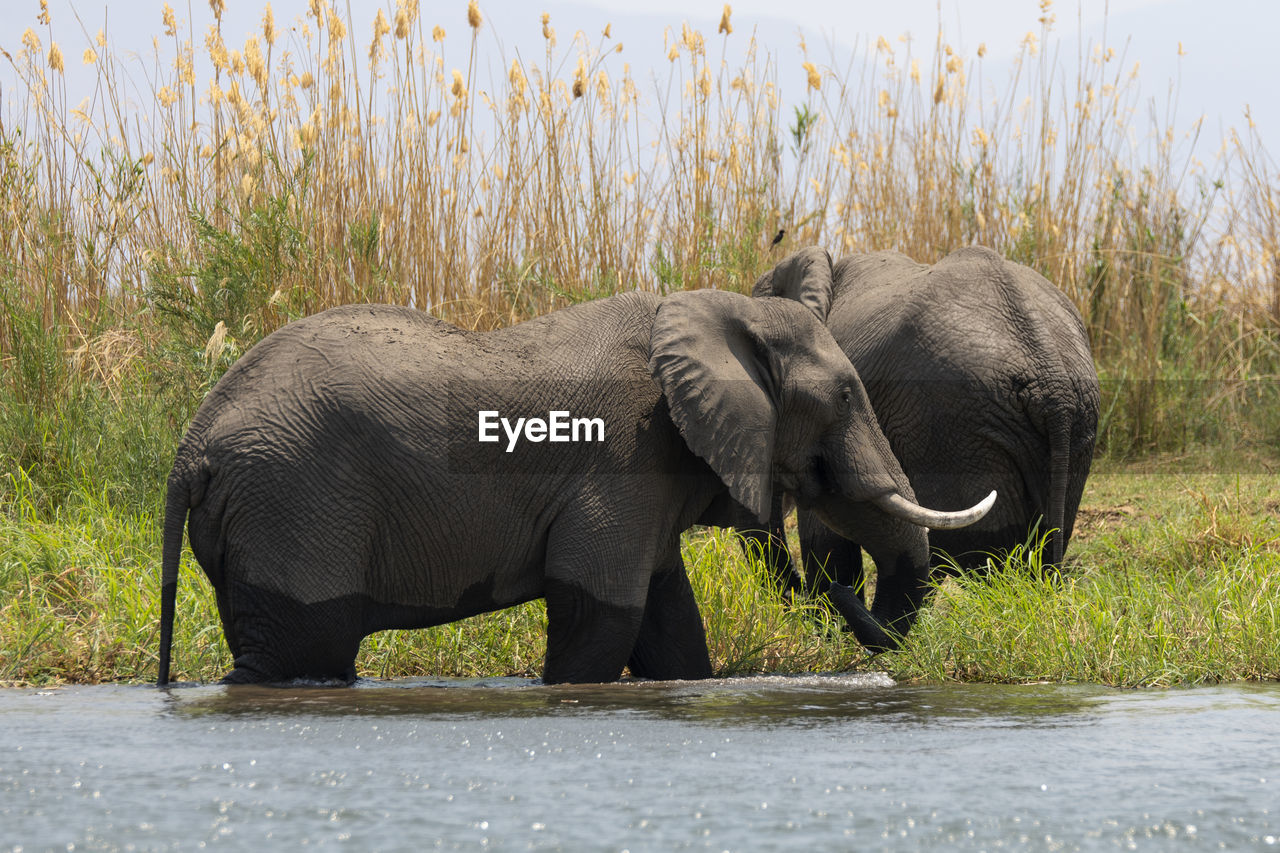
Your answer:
873;489;997;530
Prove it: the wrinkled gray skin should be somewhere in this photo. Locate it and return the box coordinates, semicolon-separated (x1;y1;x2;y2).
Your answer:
157;287;978;686
748;246;1100;647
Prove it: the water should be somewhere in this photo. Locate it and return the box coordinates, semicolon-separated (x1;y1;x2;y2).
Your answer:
2;675;1277;851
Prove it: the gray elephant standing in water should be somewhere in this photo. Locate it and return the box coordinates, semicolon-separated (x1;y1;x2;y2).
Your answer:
157;286;993;685
749;246;1099;641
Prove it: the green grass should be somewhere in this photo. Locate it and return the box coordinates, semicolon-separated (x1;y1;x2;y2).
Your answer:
887;462;1280;686
3;452;1277;687
0;471;229;683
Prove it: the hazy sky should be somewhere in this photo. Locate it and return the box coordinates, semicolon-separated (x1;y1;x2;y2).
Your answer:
3;0;1274;153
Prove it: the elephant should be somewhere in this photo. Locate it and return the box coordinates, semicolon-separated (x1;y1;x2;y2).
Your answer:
747;245;1100;644
155;286;995;686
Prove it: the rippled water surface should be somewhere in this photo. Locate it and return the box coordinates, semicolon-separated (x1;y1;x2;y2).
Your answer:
2;674;1278;850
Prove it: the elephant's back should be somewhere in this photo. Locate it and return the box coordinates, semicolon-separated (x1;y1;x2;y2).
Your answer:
171;303;560;608
830;246;1092;383
188;304;458;425
930;247;1089;346
178;294;664;479
917;247;1097;404
168;305;452;497
171;306;461;592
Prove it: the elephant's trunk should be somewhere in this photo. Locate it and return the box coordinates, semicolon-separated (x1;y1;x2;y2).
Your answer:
824;490;997;652
828;584;896;650
827;572;930;653
872;489;997;530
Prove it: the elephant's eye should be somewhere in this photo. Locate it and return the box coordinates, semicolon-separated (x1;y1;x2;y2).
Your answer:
837;387;853;413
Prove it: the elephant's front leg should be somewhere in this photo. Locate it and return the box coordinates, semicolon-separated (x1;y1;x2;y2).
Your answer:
542;577;646;683
798;509;865;597
627;553;713;681
739;492;803;601
540;512;655;684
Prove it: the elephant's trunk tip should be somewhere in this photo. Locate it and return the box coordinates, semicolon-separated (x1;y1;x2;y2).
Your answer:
827;583;901;653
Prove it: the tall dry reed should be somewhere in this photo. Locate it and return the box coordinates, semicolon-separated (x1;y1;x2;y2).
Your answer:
1;0;1278;452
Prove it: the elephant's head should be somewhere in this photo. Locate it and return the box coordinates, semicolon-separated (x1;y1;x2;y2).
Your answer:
649;260;994;650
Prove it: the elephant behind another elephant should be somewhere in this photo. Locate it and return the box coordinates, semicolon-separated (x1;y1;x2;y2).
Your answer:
752;245;1100;606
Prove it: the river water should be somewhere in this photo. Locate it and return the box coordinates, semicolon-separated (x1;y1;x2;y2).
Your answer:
1;674;1277;850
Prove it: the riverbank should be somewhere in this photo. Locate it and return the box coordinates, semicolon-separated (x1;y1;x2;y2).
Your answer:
2;2;1278;687
2;454;1276;688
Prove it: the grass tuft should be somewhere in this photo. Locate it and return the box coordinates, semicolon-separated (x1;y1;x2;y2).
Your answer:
889;468;1280;686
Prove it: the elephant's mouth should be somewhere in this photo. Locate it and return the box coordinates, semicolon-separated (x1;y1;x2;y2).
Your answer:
783;457;902;507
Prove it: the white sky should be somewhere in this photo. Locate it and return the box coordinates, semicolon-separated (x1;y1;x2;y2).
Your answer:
2;0;1274;156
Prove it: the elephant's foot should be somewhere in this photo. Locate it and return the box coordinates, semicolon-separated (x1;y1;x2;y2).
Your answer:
219;580;363;684
221;655;357;685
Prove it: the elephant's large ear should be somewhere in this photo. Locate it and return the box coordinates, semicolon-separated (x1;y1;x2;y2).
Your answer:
649;290;779;522
751;246;834;322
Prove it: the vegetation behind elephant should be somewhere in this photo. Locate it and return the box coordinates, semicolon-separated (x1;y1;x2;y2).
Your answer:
751;245;1100;610
157;286;993;685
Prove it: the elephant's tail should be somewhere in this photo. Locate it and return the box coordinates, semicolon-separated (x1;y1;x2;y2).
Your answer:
1045;411;1072;570
157;477;189;687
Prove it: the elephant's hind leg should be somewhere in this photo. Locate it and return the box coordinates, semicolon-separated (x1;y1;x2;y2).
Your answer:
627;556;712;681
219;579;364;684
